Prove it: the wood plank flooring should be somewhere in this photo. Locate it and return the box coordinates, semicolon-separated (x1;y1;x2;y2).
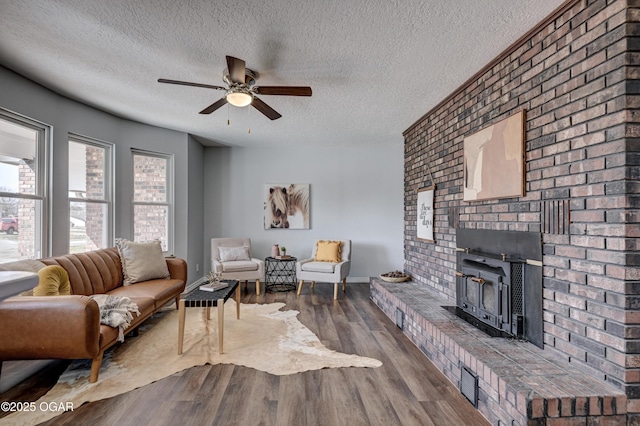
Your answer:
0;283;489;426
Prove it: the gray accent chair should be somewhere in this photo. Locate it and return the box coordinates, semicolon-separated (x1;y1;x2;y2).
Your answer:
211;237;264;295
296;239;351;300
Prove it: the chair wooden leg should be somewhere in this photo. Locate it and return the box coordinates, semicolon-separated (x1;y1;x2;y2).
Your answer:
90;350;105;383
311;281;315;289
256;279;261;295
297;280;304;296
334;283;339;300
175;295;180;310
342;278;347;292
245;280;248;289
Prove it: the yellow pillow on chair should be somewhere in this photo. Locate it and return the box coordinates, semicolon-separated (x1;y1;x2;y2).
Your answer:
315;240;342;262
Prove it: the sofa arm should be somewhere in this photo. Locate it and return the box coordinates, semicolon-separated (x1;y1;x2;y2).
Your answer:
0;295;101;360
166;258;187;283
334;260;351;278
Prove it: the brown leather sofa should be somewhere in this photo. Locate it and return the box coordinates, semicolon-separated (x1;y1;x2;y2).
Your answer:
0;247;187;382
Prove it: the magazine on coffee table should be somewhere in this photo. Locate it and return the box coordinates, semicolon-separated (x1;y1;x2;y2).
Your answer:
199;281;229;292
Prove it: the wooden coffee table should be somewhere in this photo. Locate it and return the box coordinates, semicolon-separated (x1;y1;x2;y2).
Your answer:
178;280;240;355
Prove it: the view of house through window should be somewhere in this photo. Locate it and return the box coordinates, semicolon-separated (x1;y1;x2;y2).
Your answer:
69;136;113;253
132;150;173;253
0;110;48;261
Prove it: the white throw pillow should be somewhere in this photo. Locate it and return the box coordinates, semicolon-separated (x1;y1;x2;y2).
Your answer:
115;238;170;286
219;246;251;262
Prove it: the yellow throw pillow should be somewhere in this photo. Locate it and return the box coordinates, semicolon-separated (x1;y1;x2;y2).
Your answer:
315;240;342;262
35;265;71;296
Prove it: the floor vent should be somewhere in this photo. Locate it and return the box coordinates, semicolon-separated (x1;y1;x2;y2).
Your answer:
460;366;478;407
396;308;404;330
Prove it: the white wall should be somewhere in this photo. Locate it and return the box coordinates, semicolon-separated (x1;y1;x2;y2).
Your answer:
203;144;404;280
0;66;203;284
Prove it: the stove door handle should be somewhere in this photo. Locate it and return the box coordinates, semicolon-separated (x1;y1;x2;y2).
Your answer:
471;277;485;284
455;271;465;277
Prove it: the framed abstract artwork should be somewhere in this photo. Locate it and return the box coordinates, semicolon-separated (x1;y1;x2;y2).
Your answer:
264;183;310;229
463;110;526;201
417;186;434;243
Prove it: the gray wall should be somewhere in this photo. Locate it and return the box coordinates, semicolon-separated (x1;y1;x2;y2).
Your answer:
0;66;203;284
187;135;205;278
203;145;403;280
0;65;404;283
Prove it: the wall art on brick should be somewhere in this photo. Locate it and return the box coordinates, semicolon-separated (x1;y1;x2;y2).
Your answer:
416;186;434;243
463;109;525;201
264;183;309;229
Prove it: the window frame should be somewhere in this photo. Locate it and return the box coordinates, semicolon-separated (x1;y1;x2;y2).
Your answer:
68;133;115;252
0;107;50;259
131;148;174;255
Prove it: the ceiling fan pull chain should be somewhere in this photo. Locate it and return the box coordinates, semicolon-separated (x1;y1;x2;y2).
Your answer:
247;105;251;134
227;104;230;126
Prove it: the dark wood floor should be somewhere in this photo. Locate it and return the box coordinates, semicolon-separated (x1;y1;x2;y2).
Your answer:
1;283;489;426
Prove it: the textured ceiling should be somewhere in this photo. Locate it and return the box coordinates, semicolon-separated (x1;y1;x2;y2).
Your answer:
0;0;565;147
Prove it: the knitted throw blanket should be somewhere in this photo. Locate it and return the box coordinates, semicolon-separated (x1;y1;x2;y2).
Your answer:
90;295;140;342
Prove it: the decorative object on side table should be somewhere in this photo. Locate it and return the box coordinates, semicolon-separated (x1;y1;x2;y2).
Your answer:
276;246;291;259
379;271;410;283
200;271;229;292
271;244;280;258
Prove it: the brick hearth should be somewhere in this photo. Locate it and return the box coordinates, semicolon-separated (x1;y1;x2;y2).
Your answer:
370;278;626;425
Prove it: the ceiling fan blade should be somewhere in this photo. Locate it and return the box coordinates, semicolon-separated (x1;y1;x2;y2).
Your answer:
252;97;282;120
254;86;312;96
158;78;226;91
199;97;228;114
226;56;246;85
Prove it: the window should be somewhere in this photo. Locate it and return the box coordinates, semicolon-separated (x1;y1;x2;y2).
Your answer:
132;149;173;253
0;109;49;261
69;135;114;253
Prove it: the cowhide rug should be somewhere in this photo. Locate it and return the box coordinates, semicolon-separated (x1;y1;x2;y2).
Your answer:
3;300;382;425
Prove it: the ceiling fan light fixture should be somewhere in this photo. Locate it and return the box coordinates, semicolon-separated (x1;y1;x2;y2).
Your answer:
226;91;253;107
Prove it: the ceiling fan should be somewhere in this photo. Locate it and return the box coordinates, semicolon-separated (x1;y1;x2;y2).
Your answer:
158;55;312;120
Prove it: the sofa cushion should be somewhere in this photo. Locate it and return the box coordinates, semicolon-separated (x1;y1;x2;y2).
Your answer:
301;261;337;273
107;278;184;310
222;260;259;272
34;265;71;296
219;246;250;262
315;240;342;262
115;239;169;286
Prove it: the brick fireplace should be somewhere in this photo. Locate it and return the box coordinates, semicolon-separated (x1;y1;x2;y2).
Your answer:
373;0;640;423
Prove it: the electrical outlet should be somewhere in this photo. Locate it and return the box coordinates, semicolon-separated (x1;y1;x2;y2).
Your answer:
196;263;199;272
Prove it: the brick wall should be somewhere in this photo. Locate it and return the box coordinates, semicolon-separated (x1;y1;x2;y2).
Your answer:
133;155;168;250
18;162;35;258
403;0;640;412
85;145;104;251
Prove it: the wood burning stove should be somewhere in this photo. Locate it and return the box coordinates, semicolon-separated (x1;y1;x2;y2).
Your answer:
455;229;543;348
456;251;525;338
